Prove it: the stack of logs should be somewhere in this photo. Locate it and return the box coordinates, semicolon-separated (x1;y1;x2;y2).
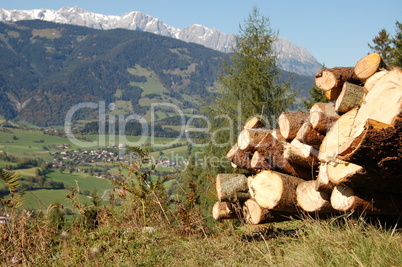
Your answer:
213;53;402;225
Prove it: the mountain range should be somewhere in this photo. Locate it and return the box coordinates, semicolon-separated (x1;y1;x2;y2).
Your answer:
0;6;322;76
0;19;314;127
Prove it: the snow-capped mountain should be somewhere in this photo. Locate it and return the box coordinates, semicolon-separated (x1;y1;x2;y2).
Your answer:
0;7;322;76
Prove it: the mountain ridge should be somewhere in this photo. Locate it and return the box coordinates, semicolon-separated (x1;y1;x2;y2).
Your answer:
0;20;314;126
0;6;322;76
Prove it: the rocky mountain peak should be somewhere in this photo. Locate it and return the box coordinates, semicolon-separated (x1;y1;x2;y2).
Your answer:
0;7;322;76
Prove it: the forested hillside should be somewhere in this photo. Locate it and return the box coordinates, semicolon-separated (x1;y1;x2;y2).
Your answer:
0;20;313;126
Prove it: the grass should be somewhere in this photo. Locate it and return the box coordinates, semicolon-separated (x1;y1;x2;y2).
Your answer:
1;142;401;266
46;171;112;193
1;206;401;266
23;189;93;210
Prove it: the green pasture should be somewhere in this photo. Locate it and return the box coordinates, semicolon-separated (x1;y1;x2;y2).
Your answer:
109;100;133;115
0;129;185;157
21;171;114;209
22;189;108;210
127;65;169;95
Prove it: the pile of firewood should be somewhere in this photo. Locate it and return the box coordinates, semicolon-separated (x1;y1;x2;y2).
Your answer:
212;53;402;225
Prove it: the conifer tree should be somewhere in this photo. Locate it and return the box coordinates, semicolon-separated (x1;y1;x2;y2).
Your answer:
215;7;295;131
368;28;393;65
182;8;295;223
391;21;402;68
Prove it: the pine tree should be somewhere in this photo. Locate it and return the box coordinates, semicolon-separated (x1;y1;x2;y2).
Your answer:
391;20;402;68
182;8;295;224
368;28;393;65
215;7;295;130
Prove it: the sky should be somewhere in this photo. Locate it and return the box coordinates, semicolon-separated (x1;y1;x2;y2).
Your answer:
1;0;401;67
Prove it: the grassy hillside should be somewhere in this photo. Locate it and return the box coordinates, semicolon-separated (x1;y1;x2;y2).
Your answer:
0;20;314;127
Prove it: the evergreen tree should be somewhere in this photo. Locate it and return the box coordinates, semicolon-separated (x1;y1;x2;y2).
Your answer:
215;7;295;130
368;28;393;65
182;8;295;225
391;20;402;68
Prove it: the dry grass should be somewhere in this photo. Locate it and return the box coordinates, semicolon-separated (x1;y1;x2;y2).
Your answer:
1;205;401;266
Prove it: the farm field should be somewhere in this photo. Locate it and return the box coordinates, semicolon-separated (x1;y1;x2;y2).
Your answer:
0;127;189;209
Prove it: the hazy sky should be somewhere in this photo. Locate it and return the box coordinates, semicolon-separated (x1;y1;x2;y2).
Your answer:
2;0;401;67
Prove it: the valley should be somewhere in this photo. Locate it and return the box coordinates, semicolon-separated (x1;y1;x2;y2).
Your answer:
0;125;190;209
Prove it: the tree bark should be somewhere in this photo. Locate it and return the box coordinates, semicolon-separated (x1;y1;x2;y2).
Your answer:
335;82;365;113
296;180;334;213
315;67;360;91
248;170;304;212
309;102;339;134
278;112;309;140
212;202;238;220
354;53;387;82
216;173;250;202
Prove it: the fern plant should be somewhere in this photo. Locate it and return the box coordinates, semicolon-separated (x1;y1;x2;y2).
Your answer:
0;168;25;210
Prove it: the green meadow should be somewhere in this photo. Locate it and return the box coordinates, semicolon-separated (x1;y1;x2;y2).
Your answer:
0;127;189;209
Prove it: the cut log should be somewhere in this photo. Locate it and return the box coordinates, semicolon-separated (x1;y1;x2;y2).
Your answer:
278;112;309;140
347;68;402;141
325;87;343;101
248;170;304;212
315;67;360;91
226;143;240;161
237;129;272;151
315;163;334;192
283;139;319;169
254;144;313;179
226;144;252;170
330;185;377;213
296;180;334;213
354;53;387;81
244;116;265;129
326;157;402;194
212;202;238;220
326;161;366;185
330;185;402;214
335;82;365;113
255;129;285;151
310;102;340;134
338;118;401;171
250;150;270;170
318;108;358;163
364;70;388;92
242;199;272;225
216;173;250;202
294;121;324;149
